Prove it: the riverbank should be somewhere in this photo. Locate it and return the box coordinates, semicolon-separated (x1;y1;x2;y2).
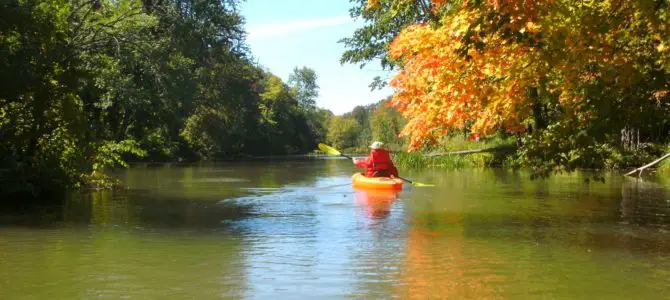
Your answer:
388;138;670;179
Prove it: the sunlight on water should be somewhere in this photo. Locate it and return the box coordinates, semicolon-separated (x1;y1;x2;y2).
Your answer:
1;159;669;299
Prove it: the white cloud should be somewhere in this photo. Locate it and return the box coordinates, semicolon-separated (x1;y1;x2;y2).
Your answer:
246;16;352;41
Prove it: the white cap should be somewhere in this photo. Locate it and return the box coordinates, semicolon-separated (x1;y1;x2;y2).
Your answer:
369;141;384;149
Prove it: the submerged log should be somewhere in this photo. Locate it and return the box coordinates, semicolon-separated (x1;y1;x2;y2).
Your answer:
624;152;670;177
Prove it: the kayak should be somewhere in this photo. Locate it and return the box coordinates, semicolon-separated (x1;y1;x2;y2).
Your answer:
351;173;403;190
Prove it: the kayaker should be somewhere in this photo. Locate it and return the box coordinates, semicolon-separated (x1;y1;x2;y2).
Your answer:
352;141;399;178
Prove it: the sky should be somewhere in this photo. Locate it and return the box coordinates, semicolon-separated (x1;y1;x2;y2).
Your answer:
239;0;394;115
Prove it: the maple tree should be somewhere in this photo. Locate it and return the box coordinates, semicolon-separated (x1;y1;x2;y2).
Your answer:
348;0;669;173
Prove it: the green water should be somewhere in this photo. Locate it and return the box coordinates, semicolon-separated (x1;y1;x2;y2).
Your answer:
1;158;669;299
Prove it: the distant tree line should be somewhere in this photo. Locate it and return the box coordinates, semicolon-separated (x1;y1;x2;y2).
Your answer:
326;98;406;152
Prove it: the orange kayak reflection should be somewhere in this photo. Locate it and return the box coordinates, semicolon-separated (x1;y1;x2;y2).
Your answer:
354;189;399;220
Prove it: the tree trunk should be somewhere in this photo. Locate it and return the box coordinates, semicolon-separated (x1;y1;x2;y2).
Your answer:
26;92;45;159
621;126;640;151
528;87;546;131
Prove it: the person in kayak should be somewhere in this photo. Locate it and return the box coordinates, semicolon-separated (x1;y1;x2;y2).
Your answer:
352;141;399;178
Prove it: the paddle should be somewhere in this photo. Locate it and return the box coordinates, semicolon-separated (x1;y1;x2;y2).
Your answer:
318;143;435;187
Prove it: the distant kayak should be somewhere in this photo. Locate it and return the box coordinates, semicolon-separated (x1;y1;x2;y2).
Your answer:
351;173;403;190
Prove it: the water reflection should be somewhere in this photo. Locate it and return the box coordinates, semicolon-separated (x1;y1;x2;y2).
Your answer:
115;159;349;202
353;189;399;220
621;178;670;229
400;224;505;299
61;189;253;231
1;162;670;299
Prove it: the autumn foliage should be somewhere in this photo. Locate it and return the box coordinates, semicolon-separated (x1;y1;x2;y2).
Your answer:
378;0;669;151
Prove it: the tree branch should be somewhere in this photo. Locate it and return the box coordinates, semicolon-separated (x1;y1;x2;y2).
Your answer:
624;152;670;177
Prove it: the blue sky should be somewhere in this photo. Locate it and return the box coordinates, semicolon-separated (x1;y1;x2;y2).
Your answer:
239;0;394;115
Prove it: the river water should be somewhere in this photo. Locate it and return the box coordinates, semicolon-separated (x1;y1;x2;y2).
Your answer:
1;158;669;299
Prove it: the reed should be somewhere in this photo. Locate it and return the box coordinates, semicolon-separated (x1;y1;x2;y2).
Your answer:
392;152;497;169
391;135;515;170
658;144;670;174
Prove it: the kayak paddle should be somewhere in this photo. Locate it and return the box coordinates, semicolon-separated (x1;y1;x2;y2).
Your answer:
318;143;435;187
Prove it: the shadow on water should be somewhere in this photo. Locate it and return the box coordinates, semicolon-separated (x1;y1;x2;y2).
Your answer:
0;158;350;230
68;190;256;231
0;189;256;232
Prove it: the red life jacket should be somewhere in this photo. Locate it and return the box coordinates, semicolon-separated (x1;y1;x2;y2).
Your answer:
366;149;398;177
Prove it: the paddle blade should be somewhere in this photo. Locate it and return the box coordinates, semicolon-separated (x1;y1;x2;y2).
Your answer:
412;182;436;187
318;143;342;156
398;176;435;187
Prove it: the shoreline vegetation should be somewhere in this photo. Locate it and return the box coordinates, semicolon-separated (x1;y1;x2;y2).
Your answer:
332;139;670;176
2;0;669;203
1;0;333;201
333;0;670;180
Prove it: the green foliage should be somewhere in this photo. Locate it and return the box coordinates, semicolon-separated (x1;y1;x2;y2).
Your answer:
91;140;146;172
660;144;670;175
514;114;669;178
327;116;362;149
326;98;407;151
369;101;406;150
339;0;439;73
288;66;319;110
392;152;494;170
306;108;333;149
0;0;331;202
0;0;158;200
255;71;328;155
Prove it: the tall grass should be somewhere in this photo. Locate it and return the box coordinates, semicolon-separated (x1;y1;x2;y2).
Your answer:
392;152;496;169
431;134;516;152
391;134;516;170
658;144;670;175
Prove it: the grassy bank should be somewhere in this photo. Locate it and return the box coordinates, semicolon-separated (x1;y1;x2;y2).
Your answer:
392;152;496;169
392;135;516;169
389;137;670;178
658;145;670;175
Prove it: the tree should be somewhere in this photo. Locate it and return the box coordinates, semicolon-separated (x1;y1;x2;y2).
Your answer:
305;107;334;147
0;0;154;199
0;0;330;201
288;66;319;110
339;0;441;89
349;105;371;146
347;0;670;174
370;100;405;150
327;116;362;149
256;72;303;154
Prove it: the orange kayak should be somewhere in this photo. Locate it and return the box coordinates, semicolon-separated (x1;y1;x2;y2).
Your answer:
351;173;403;190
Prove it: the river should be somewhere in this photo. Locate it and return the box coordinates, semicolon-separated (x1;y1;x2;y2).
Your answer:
1;158;669;299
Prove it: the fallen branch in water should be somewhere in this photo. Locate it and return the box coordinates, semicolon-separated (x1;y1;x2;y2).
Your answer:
624;152;670;177
424;145;516;157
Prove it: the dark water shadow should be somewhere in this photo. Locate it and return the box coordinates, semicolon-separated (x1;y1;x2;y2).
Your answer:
458;176;670;255
0;188;255;232
0;158;354;231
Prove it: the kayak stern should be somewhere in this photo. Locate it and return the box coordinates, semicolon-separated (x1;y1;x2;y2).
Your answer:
352;173;403;190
